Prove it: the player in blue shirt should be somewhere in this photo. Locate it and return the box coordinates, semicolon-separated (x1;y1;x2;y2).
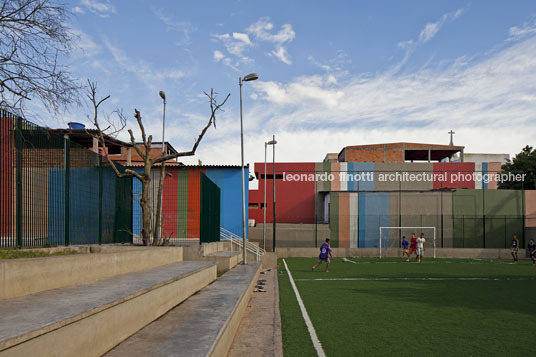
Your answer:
312;238;333;272
511;235;520;262
401;236;409;259
528;239;536;266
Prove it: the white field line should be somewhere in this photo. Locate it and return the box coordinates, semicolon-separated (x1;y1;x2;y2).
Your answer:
295;277;536;281
282;259;326;357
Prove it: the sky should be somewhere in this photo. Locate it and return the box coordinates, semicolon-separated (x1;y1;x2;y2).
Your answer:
28;1;536;180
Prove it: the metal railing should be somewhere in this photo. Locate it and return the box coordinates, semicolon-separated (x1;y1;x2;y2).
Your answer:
220;227;265;261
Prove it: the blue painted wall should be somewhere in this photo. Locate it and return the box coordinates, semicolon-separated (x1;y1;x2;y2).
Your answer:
48;168;65;245
205;167;249;238
132;168;143;239
358;192;390;247
346;162;375;191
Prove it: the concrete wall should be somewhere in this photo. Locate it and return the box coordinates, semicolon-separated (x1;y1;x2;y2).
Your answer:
0;247;183;300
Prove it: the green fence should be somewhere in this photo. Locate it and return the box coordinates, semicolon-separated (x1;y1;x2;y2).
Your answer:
200;172;220;243
0;109;132;248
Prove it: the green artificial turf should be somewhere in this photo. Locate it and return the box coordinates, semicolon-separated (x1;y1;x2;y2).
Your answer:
278;257;536;357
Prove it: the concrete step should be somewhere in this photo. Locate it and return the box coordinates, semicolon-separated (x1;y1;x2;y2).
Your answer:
0;261;217;357
0;246;184;300
105;262;262;357
204;251;243;273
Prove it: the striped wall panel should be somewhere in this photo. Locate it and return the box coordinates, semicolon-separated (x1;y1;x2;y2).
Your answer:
176;169;189;238
162;167;178;239
187;169;201;238
329;192;339;247
526;190;536;228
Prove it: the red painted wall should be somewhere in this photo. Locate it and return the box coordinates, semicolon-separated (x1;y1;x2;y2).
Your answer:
187;169;201;238
249;162;316;224
433;162;475;189
162;167;178;238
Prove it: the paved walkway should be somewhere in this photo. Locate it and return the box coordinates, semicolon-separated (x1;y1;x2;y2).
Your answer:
228;268;283;357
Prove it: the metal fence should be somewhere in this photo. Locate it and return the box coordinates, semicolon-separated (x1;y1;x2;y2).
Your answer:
250;213;534;250
200;172;220;243
0;110;132;248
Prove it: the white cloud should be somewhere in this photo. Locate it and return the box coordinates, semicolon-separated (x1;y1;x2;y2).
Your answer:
247;18;295;65
271;46;292;65
69;28;100;58
103;38;186;90
419;22;440;43
213;50;225;62
395;8;465;72
232;32;251;45
152;8;196;45
72;6;85;14
213;32;252;59
308;50;352;73
509;17;536;39
248;18;295;44
212;17;296;68
232;36;536;165
80;0;115;16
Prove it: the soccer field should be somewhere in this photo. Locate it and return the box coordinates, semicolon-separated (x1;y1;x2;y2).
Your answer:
278;257;536;357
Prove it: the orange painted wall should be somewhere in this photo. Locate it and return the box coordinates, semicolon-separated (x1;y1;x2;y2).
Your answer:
526;190;536;228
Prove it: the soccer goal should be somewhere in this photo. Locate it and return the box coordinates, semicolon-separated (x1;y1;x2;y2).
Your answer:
379;227;436;259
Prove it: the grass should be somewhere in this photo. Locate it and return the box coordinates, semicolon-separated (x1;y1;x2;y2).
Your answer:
0;248;79;259
278;257;536;357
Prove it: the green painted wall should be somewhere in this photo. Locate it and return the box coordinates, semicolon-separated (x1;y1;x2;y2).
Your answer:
453;190;524;248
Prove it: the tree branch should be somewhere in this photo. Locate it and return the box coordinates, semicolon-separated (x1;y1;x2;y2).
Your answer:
152;89;230;164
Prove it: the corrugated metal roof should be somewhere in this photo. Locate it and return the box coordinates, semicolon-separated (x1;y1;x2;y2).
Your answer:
176;164;245;168
125;163;245;168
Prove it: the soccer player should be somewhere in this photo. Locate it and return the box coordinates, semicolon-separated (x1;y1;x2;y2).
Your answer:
401;236;409;259
417;233;426;263
511;235;520;262
406;233;418;262
312;238;333;272
528;239;536;266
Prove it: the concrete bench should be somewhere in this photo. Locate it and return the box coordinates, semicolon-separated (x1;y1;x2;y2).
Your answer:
105;262;262;357
0;247;184;300
204;250;243;273
0;261;216;357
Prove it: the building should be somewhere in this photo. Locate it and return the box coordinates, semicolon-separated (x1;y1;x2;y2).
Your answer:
248;142;535;250
53;126;248;242
132;165;248;242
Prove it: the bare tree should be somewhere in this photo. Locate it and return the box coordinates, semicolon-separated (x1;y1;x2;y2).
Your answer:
87;81;230;246
0;0;79;115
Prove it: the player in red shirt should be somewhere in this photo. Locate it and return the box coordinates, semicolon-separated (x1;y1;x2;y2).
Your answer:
406;233;418;262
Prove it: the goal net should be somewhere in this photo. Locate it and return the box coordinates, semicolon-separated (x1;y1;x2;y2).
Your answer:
379;227;436;259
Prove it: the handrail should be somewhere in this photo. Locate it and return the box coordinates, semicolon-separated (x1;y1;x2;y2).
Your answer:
220;227;265;261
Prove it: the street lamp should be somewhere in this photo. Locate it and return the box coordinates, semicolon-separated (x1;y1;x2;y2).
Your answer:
157;90;166;245
239;73;258;264
270;135;277;252
159;91;166;149
264;137;277;251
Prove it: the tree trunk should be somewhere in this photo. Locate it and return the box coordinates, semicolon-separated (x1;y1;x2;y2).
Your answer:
153;161;166;246
140;178;152;246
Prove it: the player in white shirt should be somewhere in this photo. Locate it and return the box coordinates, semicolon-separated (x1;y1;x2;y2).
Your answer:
416;233;426;263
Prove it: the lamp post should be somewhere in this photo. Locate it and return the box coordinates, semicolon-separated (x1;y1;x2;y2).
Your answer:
263;141;267;251
271;135;277;252
156;90;166;245
265;137;276;251
239;73;259;264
